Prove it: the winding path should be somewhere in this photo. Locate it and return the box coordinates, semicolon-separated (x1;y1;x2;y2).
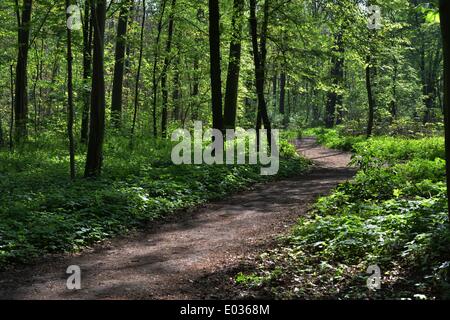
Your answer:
0;138;355;300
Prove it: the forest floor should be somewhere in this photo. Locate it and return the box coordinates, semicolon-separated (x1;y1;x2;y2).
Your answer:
0;138;355;300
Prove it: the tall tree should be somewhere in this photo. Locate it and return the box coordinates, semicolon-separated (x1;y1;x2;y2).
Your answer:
66;0;76;180
325;32;344;127
208;0;224;132
151;0;167;137
130;0;146;142
366;54;375;138
161;0;176;137
439;0;450;221
111;0;132;128
14;0;33;143
223;0;244;130
81;0;93;143
85;0;107;178
249;0;271;147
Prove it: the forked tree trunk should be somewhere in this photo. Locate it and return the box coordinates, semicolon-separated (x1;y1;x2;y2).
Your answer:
84;0;106;178
249;0;271;149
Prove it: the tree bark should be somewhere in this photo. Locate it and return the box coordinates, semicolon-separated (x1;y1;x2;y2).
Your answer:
366;55;375;138
161;0;176;137
191;57;200;120
249;0;271;148
10;64;14;151
325;32;344;128
111;0;132;128
130;0;146;142
439;0;450;221
84;0;106;178
279;72;286;115
66;0;76;180
208;0;224;132
151;0;167;137
81;0;93;143
223;0;244;130
14;0;33;143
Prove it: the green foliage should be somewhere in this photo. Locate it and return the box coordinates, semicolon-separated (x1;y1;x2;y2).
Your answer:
242;135;450;299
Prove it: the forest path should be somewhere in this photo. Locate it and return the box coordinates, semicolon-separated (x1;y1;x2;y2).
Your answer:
0;138;355;300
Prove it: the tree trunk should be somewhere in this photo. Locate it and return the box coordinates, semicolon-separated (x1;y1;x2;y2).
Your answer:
14;0;33;143
223;0;244;130
84;0;106;178
208;0;224;132
439;0;450;221
130;0;146;142
81;0;93;143
111;0;132;128
249;0;271;148
390;61;398;119
10;64;14;151
172;54;181;120
66;0;76;180
366;55;375;138
161;0;176;137
151;0;167;137
279;72;286;115
191;57;200;120
325;32;344;128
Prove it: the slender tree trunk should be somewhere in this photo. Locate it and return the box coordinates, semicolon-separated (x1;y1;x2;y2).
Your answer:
161;0;176;137
249;0;271;148
366;55;375;138
14;0;33;143
391;61;398;119
325;32;344;127
223;0;244;130
191;57;200;120
84;0;106;178
111;0;132;128
151;0;167;137
208;0;224;132
172;53;181;120
279;72;286;115
81;1;93;143
272;73;277;111
10;64;14;151
66;0;76;180
130;0;146;142
439;0;450;221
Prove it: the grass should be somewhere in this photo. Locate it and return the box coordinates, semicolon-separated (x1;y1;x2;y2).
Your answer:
236;131;450;300
0;132;310;269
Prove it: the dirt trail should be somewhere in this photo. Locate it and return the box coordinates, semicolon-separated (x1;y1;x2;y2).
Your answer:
0;138;355;300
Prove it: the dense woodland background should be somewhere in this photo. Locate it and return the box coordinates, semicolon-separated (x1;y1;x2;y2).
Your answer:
1;0;450;299
0;0;446;157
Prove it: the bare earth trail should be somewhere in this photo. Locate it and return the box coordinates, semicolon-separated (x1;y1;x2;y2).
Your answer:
0;138;355;300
